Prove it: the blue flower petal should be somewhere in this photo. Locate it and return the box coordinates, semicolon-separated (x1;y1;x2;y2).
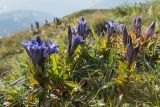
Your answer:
71;34;83;52
21;36;59;67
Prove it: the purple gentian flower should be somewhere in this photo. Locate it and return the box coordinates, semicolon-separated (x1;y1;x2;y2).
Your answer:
125;36;140;69
68;26;72;55
146;21;156;40
116;24;125;33
122;25;129;46
133;16;142;38
105;20;118;37
21;36;59;68
135;16;142;29
72;27;78;35
71;34;83;53
68;25;72;44
67;17;89;56
67;27;83;56
78;17;89;37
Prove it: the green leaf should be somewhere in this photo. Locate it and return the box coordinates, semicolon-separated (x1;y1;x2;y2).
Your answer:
51;54;58;75
109;49;116;66
119;60;127;71
90;24;99;42
102;82;115;89
64;81;79;88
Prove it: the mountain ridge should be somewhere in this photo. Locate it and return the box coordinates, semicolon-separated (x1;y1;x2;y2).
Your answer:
0;10;53;37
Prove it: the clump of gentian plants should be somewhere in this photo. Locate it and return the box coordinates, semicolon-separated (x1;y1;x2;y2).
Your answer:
18;15;159;106
68;17;90;56
21;36;59;106
20;17;90;106
105;16;156;69
21;36;59;70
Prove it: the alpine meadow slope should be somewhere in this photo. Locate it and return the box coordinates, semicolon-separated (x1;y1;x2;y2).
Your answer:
0;1;160;106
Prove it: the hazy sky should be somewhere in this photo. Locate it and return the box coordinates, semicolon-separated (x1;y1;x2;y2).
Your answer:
0;0;148;17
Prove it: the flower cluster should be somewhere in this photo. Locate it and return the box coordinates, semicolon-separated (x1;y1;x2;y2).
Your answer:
125;36;140;69
105;20;119;37
78;17;90;37
123;17;155;69
68;17;89;55
105;20;129;40
21;36;59;68
105;17;156;69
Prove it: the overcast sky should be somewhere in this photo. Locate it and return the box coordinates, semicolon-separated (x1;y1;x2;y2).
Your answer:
0;0;148;17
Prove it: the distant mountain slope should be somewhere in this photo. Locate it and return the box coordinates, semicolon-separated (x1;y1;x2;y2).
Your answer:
93;0;148;9
0;10;53;37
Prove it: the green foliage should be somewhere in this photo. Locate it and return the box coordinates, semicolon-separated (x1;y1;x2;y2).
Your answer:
1;1;160;107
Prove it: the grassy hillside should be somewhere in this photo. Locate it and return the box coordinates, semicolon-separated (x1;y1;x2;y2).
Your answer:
0;0;160;106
